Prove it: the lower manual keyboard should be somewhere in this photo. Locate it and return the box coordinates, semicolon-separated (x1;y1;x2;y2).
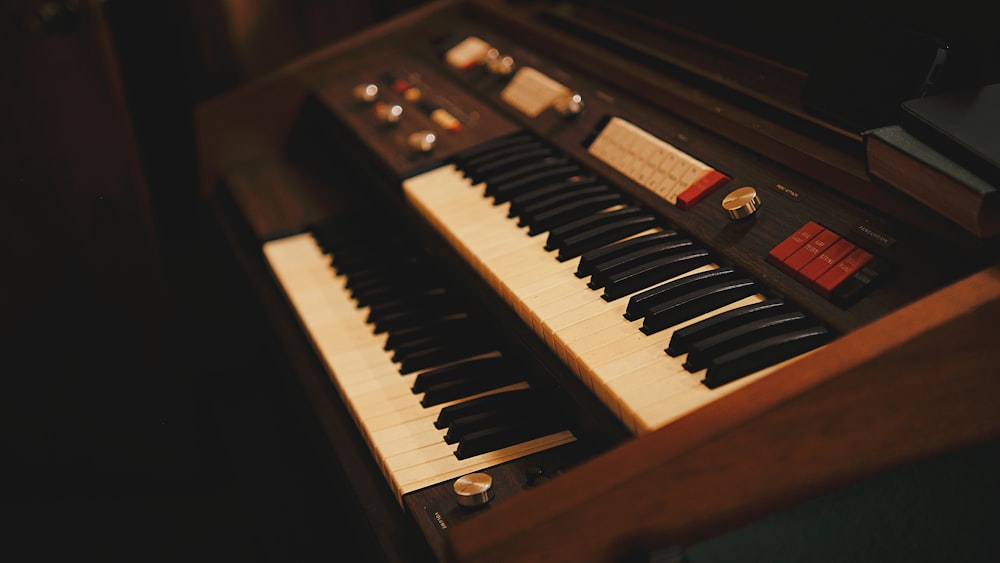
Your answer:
262;217;577;503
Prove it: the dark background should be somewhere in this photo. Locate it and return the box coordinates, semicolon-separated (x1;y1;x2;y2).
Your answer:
2;1;425;561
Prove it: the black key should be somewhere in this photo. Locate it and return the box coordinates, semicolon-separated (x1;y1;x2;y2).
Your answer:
345;262;428;295
624;266;737;320
589;241;698;290
443;394;549;444
556;215;659;261
491;164;586;204
702;326;832;389
416;356;524;406
640;278;758;334
391;332;465;362
311;223;371;256
411;356;510;393
462;141;547;179
576;230;680;278
364;288;449;324
666;298;791;356
683;311;815;372
384;314;472;350
384;314;477;351
517;184;612;227
545;206;643;251
525;193;626;235
451;132;535;168
353;281;445;310
602;249;711;301
463;149;547;185
434;388;539;429
332;248;414;277
398;339;496;374
341;257;423;286
508;178;602;217
445;410;513;444
483;157;572;193
372;295;465;334
454;413;568;459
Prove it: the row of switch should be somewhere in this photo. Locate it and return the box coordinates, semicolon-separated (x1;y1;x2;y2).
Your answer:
767;221;889;307
351;72;467;154
353;78;464;131
587;117;730;210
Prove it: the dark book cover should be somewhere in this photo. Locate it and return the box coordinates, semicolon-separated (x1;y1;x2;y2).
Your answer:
864;124;999;237
900;83;1000;186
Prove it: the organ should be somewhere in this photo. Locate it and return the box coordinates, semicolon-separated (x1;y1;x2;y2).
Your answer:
194;1;1000;561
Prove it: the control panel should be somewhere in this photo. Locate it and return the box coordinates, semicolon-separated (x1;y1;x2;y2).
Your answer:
303;24;983;337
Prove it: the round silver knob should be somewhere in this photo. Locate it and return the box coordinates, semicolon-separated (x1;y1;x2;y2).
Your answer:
374;102;403;124
454;472;494;507
483;48;515;75
554;93;584;116
408;130;437;153
722;186;760;220
352;83;379;103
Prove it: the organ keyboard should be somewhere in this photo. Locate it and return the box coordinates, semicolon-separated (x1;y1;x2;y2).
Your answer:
402;136;831;433
195;0;1000;561
261;215;579;501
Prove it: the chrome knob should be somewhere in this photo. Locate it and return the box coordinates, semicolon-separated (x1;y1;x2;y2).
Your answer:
454;472;494;507
554;93;584;116
408;130;437;153
352;83;379;104
483;48;515;76
374;102;403;124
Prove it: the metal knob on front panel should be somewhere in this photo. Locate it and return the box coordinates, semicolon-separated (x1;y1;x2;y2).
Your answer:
374;102;403;124
352;83;379;103
722;186;761;220
553;93;584;116
408;130;437;153
454;472;494;507
483;48;515;76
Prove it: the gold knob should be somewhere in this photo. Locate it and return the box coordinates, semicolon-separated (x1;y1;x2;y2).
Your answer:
722;187;760;220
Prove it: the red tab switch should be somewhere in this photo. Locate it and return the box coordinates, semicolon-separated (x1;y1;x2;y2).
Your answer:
766;222;825;269
784;229;841;279
676;170;730;210
814;247;874;299
799;238;857;289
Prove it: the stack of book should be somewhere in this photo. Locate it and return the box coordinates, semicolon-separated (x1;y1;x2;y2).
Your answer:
863;83;1000;239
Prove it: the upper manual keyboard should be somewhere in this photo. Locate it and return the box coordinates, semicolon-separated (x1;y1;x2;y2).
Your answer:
402;132;832;433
